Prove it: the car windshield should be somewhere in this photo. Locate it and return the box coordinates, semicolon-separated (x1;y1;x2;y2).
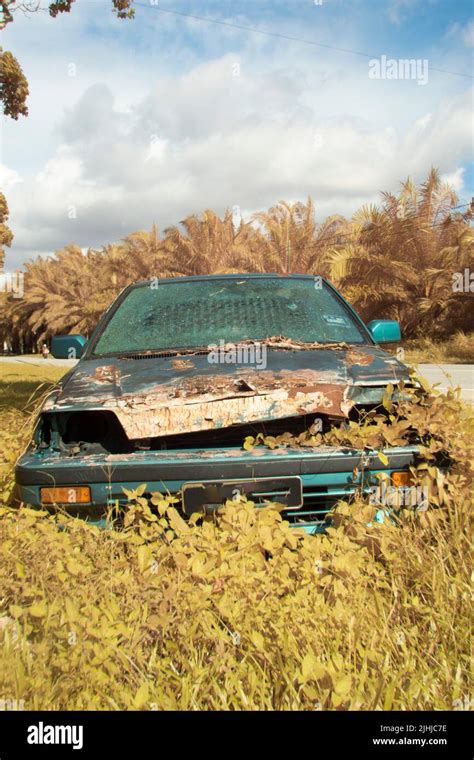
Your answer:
91;277;368;355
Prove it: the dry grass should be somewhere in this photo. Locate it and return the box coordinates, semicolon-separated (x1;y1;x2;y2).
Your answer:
401;332;474;365
0;361;67;409
0;363;471;710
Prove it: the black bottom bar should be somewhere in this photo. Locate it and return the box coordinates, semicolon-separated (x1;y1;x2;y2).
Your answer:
0;710;470;758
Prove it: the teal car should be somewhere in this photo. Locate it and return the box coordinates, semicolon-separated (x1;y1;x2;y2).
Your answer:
15;274;418;533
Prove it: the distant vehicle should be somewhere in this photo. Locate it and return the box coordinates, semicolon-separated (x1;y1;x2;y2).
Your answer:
15;274;418;533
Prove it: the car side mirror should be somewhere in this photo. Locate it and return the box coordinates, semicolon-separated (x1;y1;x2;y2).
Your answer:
51;334;87;359
367;320;401;343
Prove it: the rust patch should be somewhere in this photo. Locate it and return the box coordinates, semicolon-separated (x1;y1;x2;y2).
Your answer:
345;350;374;366
171;369;343;399
93;365;122;383
98;369;353;439
50;365;358;440
171;358;195;371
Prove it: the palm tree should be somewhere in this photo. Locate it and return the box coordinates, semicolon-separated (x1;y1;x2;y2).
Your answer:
251;197;349;275
3;173;471;350
162;209;260;275
6;246;102;341
5;228;171;346
325;169;473;337
99;226;168;289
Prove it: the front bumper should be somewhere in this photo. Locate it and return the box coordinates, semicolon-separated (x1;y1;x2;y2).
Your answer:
15;444;420;533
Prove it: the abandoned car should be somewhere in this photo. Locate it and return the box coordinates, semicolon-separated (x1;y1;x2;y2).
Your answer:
15;274;420;533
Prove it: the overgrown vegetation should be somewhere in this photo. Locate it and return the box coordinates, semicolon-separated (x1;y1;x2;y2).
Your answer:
401;332;474;365
0;363;471;710
0;361;65;409
1;170;473;352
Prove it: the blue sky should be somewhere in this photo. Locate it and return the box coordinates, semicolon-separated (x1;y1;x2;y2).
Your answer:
0;0;472;268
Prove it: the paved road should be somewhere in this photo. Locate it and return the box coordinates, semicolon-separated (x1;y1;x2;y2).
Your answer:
417;364;473;403
0;356;77;367
1;356;472;401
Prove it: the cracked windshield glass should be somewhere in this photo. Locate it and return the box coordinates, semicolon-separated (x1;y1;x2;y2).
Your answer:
92;277;368;355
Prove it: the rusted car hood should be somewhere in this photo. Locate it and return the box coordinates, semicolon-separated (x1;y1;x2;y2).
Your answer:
44;346;409;439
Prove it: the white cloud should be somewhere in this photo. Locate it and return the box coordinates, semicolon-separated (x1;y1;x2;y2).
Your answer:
414;113;432;130
446;19;474;49
0;164;23;189
440;167;465;193
4;63;472;271
388;0;422;25
462;20;474;48
2;2;472;269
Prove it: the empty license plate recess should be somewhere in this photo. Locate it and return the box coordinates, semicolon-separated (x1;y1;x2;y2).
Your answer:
182;476;303;514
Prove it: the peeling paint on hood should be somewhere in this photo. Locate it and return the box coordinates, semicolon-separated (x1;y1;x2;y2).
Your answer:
43;345;410;439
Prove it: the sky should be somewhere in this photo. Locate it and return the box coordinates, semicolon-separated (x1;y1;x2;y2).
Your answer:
0;0;473;270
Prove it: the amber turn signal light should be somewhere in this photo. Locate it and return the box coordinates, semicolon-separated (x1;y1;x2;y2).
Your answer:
40;486;91;505
390;471;413;488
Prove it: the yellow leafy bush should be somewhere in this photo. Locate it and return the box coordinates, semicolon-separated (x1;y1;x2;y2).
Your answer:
0;376;471;710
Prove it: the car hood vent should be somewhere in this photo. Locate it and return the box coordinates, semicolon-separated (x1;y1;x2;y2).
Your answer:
120;350;210;360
